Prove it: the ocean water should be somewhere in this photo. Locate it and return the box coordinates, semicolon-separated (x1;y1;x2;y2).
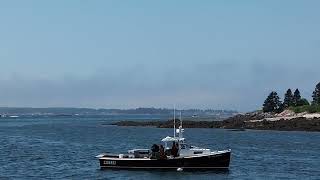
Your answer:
0;116;319;180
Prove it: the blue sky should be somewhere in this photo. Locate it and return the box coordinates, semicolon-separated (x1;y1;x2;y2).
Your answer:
0;0;319;111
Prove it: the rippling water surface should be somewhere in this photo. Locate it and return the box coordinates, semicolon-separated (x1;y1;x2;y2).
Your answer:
0;116;319;179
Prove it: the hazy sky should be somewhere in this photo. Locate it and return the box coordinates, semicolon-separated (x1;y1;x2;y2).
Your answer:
0;1;319;111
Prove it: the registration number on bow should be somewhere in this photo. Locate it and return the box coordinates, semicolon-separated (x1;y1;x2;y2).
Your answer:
104;160;116;165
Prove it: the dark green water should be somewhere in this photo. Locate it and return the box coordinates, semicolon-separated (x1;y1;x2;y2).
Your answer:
0;116;319;179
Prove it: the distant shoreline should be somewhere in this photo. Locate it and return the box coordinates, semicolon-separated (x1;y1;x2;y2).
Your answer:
0;107;237;119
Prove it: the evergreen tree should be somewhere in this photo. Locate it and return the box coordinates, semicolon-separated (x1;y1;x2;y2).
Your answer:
293;89;301;106
312;82;320;105
283;89;294;108
297;98;310;106
263;91;282;113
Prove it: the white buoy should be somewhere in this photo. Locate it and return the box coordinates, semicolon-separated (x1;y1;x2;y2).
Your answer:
177;168;183;172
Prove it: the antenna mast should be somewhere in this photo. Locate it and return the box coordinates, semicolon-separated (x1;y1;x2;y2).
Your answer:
173;105;176;138
179;111;183;139
180;111;182;128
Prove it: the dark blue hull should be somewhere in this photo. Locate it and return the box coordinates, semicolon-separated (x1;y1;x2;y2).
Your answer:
99;151;231;169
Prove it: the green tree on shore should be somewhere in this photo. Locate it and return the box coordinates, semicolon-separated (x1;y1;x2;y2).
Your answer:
263;91;282;113
283;89;294;108
298;98;310;106
293;89;302;106
312;82;320;105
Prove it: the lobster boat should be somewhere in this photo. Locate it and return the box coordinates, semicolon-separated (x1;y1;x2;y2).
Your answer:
96;115;231;170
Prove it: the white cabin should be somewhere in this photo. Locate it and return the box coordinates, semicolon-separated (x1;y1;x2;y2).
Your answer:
161;126;212;157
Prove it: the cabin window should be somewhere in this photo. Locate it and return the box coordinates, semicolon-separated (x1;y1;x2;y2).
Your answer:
181;144;190;149
181;144;186;149
138;151;150;154
194;151;203;154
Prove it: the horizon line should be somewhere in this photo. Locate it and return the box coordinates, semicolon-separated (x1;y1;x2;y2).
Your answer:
0;106;238;111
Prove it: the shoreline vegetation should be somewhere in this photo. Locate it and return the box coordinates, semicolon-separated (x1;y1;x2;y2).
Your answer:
112;82;320;132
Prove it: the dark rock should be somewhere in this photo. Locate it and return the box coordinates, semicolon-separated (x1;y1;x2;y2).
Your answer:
110;114;320;132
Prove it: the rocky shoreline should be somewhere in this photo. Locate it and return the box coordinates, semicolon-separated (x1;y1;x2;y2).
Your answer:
111;112;320;132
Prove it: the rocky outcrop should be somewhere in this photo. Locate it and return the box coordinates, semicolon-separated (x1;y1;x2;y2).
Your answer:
112;120;220;128
245;117;320;131
111;112;320;131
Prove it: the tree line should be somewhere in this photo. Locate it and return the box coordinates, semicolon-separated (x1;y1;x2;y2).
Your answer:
263;82;320;113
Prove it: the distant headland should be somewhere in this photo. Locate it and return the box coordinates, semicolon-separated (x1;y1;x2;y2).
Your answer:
112;82;320;132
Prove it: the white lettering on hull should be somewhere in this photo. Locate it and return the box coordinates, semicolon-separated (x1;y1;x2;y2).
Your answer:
103;160;116;165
